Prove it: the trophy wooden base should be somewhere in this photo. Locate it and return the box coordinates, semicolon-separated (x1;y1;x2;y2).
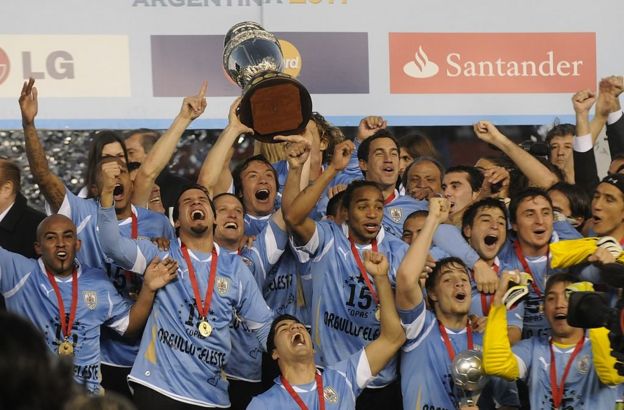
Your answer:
239;72;312;143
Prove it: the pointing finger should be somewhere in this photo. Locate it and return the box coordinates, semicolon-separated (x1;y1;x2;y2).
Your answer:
198;80;208;99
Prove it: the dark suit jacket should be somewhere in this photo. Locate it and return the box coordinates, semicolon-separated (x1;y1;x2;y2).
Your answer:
0;193;45;259
607;113;624;157
0;193;45;310
574;148;599;192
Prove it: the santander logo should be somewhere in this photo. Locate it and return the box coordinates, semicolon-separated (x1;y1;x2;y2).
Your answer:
389;33;596;94
403;46;439;79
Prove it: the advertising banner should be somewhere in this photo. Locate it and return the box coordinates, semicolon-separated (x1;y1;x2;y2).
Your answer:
0;0;621;128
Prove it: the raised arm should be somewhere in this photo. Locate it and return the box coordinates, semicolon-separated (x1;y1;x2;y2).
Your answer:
482;271;521;380
19;78;66;213
571;89;600;191
98;158;158;272
272;133;313;231
474;120;559;189
283;140;354;245
573;89;596;141
362;251;406;376
197;97;253;197
599;76;624;156
125;257;178;336
396;197;449;310
132;82;208;205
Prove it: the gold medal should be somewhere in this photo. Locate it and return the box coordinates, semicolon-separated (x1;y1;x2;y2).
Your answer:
198;320;212;337
374;306;381;321
58;340;74;356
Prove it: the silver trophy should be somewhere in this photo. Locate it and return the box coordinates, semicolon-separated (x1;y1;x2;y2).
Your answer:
223;21;312;143
451;349;488;407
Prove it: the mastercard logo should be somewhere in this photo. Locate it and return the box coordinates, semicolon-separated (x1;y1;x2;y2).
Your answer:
278;39;302;78
0;47;10;85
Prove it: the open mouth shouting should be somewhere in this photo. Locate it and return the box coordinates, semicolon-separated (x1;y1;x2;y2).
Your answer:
454;291;467;303
553;312;567;322
56;250;69;261
483;234;498;246
532;228;547;240
224;221;238;230
113;184;124;201
190;209;206;221
291;331;307;347
255;188;271;202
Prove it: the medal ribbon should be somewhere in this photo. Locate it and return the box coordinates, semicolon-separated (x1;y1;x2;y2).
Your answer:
130;211;138;239
181;243;218;320
483;262;499;315
123;212;138;284
549;336;585;408
281;372;325;410
45;268;78;341
383;191;396;205
438;320;473;362
349;238;379;305
513;240;545;298
471;262;498;316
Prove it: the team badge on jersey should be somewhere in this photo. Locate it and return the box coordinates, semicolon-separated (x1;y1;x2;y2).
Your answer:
216;277;230;296
323;386;339;403
576;354;590;374
389;207;402;223
83;291;97;310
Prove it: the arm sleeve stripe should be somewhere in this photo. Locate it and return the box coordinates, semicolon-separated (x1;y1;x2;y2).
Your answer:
2;272;31;298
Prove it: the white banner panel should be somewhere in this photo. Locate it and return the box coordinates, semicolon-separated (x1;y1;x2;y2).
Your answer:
0;0;622;128
0;35;130;97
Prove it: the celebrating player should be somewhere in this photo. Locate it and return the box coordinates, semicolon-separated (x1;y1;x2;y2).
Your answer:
0;214;177;394
97;162;273;409
248;251;405;409
396;197;519;409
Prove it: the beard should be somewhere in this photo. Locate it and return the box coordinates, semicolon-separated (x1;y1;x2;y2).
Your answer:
190;225;209;235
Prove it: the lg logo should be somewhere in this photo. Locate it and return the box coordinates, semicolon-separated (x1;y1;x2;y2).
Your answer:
0;47;75;85
22;50;75;80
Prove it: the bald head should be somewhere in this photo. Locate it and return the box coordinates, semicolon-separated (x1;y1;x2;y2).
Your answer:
35;214;80;276
36;214;76;241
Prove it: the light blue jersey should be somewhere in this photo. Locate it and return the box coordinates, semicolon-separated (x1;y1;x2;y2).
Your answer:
294;221;408;388
247;349;373;410
53;187;176;367
435;221;582;339
400;301;520;410
53;187;175;271
0;249;131;394
273;160;328;221
244;213;311;322
513;335;620;409
225;218;287;382
382;191;428;238
466;258;525;331
244;213;273;237
97;205;273;407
